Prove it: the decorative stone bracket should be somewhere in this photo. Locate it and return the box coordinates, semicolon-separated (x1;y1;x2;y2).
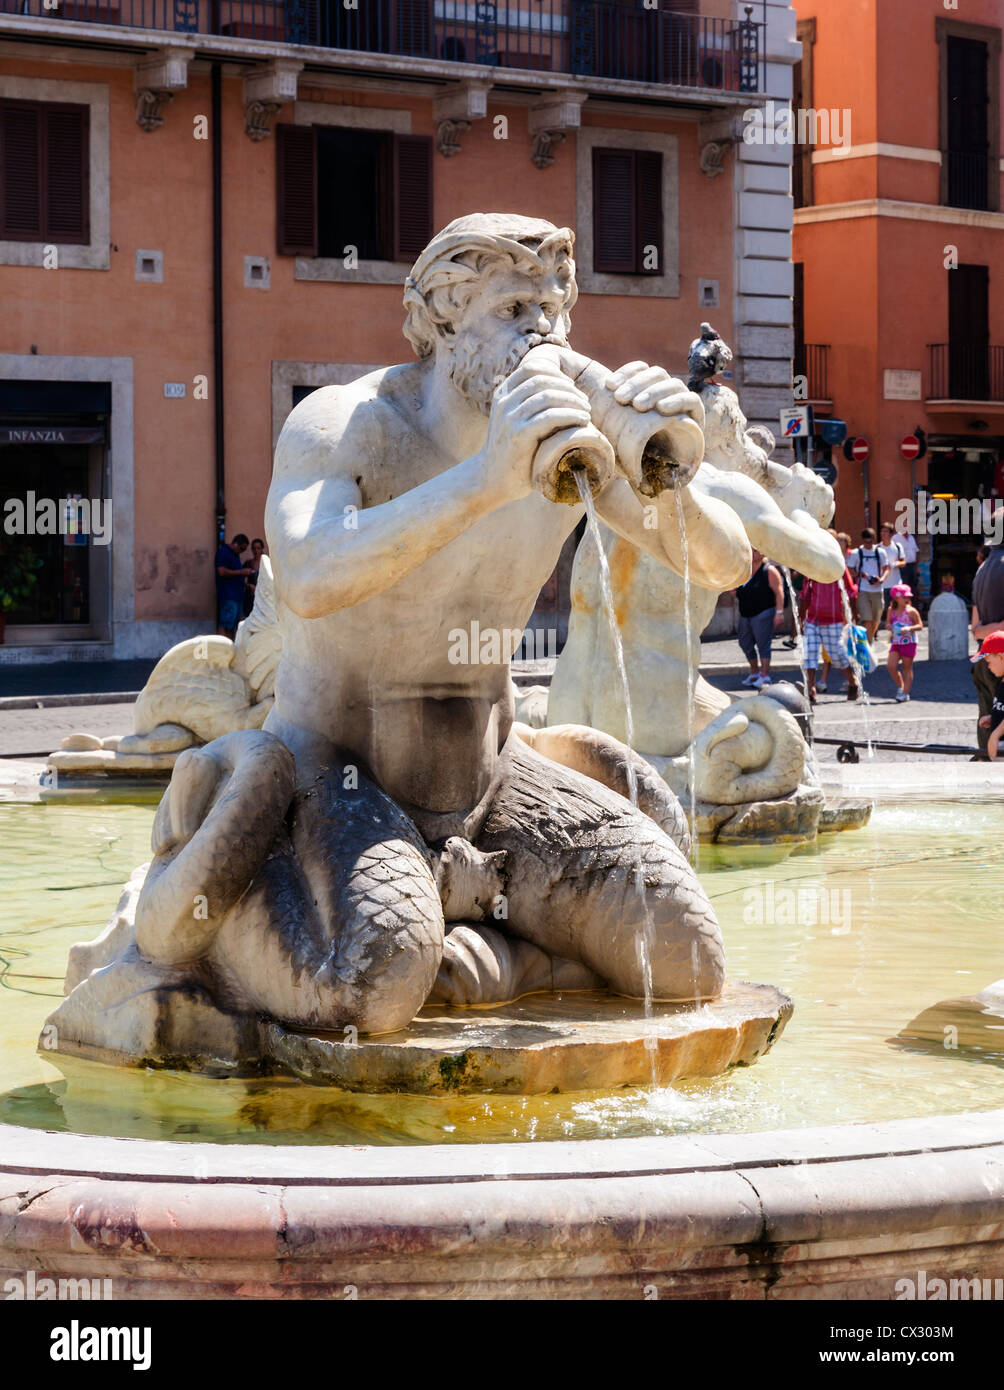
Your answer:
134;50;191;133
699;141;731;179
243;60;303;141
698;114;741;179
528;91;587;169
433;80;492;157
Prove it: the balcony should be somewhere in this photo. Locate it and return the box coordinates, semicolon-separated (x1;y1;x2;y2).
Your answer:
927;343;1004;406
0;0;764;92
942;149;993;213
794;342;830;406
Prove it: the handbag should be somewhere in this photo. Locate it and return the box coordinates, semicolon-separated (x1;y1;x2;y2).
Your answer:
845;623;877;673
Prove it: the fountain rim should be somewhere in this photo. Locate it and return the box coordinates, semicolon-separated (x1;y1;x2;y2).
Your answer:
2;1111;1002;1299
1;1108;1001;1185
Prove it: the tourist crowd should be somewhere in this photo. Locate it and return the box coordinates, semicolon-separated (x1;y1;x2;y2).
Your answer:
737;515;1004;759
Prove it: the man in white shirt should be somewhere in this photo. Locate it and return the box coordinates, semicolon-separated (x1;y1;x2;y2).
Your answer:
897;527;919;593
848;526;890;642
879;523;907;631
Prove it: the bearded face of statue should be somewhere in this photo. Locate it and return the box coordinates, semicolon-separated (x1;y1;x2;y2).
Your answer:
444;263;572;414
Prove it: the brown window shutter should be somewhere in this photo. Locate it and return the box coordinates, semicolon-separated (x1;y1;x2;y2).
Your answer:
44;105;89;243
0;100;43;240
393;133;432;262
276;122;317;256
593;146;635;273
634;149;662;275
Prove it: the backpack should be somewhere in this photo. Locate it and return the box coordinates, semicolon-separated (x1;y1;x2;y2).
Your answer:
854;548;882;584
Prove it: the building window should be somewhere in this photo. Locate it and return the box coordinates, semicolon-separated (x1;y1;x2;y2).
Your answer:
0;99;89;244
948;263;990;400
276;123;432;262
937;19;1001;213
592;146;662;275
793;17;815;208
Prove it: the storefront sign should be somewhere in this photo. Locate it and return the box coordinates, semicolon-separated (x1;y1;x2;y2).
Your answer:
0;426;106;445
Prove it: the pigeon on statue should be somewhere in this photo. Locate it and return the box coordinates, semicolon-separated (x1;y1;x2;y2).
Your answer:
687;322;733;391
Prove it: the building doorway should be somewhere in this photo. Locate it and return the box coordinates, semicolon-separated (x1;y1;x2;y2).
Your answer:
0;379;111;643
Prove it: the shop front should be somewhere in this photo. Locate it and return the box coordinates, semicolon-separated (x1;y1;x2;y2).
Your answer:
0;381;111;645
923;434;1003;605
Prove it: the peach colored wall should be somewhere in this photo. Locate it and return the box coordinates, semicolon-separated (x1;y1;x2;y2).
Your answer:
1;58;735;625
795;216;879;529
795;0;1004;532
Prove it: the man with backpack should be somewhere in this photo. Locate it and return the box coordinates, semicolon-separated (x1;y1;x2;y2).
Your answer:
848;527;890;643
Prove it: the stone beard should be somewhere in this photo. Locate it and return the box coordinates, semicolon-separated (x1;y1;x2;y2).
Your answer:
446;324;568;414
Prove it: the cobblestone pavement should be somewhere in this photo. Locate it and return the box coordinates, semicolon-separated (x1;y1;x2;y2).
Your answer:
0;643;990;766
0;703;134;758
700;634;984;762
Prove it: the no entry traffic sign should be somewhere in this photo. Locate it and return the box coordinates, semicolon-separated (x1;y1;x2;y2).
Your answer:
851;437;869;463
901;434;921;460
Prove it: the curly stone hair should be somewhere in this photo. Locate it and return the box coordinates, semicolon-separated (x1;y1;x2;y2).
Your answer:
402;213;578;359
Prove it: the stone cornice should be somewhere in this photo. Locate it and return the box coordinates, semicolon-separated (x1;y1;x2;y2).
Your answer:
794;199;1004;231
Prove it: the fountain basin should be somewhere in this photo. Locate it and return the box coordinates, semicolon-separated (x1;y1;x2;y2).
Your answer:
1;1112;1002;1299
259;984;792;1094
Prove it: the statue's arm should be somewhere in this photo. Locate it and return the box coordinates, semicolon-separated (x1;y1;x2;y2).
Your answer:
695;464;846;583
267;366;595;619
593;473;753;592
264;391;498;619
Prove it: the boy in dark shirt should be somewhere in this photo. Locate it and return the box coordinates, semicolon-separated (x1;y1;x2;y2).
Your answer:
974;631;1004;760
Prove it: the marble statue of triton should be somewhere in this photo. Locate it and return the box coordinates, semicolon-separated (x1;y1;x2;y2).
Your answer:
48;213;756;1050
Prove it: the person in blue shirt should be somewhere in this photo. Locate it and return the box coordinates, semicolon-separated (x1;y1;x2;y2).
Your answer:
215;532;250;638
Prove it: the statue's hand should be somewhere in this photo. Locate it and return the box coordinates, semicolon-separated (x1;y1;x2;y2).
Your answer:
771;461;834;528
482;357;593;501
606;361;704;423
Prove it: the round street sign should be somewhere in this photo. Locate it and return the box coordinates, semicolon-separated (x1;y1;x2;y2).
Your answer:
813;461;838;486
901;434;921;460
851;437;869;463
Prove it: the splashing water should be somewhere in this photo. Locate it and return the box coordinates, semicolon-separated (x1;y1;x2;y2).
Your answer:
673;494;699;869
573;468;658;1078
573;469;636;803
839;584;875;760
779;565;810;714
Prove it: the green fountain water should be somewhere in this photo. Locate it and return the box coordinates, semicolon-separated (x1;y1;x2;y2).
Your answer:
0;799;1001;1147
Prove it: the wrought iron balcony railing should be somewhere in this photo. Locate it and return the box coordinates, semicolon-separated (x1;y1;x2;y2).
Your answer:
943;148;992;213
0;0;763;91
928;343;1004;402
794;343;829;401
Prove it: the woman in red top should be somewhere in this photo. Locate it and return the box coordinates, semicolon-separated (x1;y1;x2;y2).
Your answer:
813;531;857;695
799;534;860;702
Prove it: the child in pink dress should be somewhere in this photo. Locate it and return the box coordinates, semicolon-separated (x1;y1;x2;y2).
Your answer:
885;584;923;703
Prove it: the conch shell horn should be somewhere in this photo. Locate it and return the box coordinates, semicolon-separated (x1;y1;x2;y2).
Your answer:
520;343;706;504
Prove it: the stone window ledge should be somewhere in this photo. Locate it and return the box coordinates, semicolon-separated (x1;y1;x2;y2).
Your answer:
294;259;411;285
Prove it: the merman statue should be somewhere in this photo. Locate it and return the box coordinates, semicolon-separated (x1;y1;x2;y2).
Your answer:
45;215;758;1063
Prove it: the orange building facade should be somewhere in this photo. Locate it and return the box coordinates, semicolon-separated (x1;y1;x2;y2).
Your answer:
793;0;1004;599
0;1;799;662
